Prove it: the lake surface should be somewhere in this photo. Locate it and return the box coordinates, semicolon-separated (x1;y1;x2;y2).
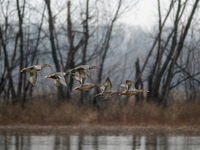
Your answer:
0;127;200;150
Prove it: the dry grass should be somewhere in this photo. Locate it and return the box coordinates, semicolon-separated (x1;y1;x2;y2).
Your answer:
0;99;200;127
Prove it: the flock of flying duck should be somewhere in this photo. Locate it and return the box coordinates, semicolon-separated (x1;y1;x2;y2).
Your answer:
21;64;149;97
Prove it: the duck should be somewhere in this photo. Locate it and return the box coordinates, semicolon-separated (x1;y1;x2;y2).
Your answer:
45;72;67;87
95;77;117;97
66;65;100;77
72;72;100;91
119;80;149;96
21;64;52;86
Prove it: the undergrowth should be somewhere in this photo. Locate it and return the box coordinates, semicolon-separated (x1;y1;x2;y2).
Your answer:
0;99;200;126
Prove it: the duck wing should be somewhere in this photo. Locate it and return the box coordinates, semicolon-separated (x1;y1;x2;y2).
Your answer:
73;65;90;74
82;74;90;85
33;65;42;70
77;65;89;70
21;66;35;72
29;70;37;86
54;74;67;86
71;65;88;72
53;79;60;87
78;69;89;79
104;77;112;92
57;78;67;86
72;75;82;84
57;77;67;87
126;80;136;91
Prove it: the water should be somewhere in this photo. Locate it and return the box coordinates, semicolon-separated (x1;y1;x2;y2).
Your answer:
0;128;200;150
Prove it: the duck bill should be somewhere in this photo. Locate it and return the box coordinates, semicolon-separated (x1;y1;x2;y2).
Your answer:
95;93;101;97
119;92;125;95
21;69;26;72
73;87;80;91
45;75;50;78
48;65;52;67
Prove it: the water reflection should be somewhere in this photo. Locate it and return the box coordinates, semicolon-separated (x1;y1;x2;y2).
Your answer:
0;131;200;150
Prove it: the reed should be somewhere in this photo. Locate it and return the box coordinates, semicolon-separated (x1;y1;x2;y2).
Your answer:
0;99;200;127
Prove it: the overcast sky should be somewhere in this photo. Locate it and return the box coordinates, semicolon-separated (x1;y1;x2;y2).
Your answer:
119;0;171;30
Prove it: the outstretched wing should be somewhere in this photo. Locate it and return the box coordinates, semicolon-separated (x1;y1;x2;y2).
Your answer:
104;77;112;92
57;79;67;86
70;66;92;85
21;66;35;72
57;76;67;86
126;80;136;91
71;66;87;72
54;74;67;86
82;73;90;85
71;65;90;76
29;71;37;86
53;79;60;87
47;73;67;87
72;75;83;84
78;69;89;79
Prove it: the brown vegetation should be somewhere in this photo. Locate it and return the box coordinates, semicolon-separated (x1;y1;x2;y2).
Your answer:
0;99;200;127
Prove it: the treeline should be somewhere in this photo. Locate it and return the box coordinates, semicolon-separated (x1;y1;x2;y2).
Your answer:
0;0;200;107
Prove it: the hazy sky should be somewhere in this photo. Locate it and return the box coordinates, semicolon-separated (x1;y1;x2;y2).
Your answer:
119;0;170;30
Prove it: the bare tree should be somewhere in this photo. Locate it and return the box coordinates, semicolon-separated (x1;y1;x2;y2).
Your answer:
22;4;46;102
161;0;199;106
16;0;26;99
138;0;200;106
0;0;19;101
44;0;60;72
98;0;122;83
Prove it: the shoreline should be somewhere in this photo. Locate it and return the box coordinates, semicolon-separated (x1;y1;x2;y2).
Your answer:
0;124;200;135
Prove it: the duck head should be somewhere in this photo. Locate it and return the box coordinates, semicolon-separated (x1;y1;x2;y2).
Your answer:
42;64;52;68
90;66;100;69
142;90;149;93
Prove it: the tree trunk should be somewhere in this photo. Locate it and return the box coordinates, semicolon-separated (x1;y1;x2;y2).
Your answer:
65;1;75;99
44;0;66;100
45;0;60;72
161;0;199;106
94;0;122;107
16;0;25;100
147;0;181;102
135;58;143;103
